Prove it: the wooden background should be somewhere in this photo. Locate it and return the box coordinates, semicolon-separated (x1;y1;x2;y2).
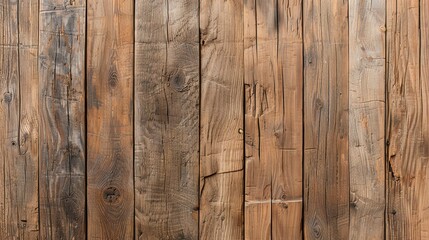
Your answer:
0;0;428;239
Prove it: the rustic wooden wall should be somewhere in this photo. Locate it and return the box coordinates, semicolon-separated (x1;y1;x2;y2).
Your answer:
1;0;429;239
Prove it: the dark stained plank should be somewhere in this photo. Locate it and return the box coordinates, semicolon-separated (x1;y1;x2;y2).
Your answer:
303;0;349;239
39;0;86;239
0;0;39;238
134;0;199;239
386;0;429;238
86;0;134;238
349;0;386;238
199;0;244;239
244;0;303;239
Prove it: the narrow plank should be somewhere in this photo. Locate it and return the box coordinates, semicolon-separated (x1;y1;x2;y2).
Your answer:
199;0;244;239
134;0;199;239
303;0;349;239
39;0;86;238
244;0;303;239
349;0;385;239
0;0;39;238
86;0;134;238
386;0;428;239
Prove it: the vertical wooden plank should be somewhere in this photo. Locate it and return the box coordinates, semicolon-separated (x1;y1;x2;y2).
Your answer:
199;0;244;239
86;0;134;238
134;0;199;238
349;0;385;239
39;0;86;238
244;0;303;239
303;0;349;239
0;0;39;238
386;0;428;239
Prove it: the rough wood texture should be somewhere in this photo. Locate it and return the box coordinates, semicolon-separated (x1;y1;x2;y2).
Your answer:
386;0;429;239
0;0;39;238
134;0;199;239
244;0;303;239
303;0;349;239
39;0;86;239
199;0;244;239
349;0;385;239
86;0;134;238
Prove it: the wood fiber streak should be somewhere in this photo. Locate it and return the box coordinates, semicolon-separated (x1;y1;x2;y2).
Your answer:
303;0;349;239
39;0;86;239
349;0;385;239
134;0;199;239
87;0;134;239
244;0;303;239
386;0;429;239
199;0;244;239
0;0;39;238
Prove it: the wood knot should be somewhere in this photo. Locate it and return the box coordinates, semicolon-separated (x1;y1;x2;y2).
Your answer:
103;187;121;204
169;71;188;92
4;92;12;103
108;66;118;88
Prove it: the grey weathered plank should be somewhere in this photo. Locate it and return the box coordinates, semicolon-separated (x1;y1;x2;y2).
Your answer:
86;0;134;238
349;0;386;239
0;0;39;238
199;0;244;239
39;0;86;238
134;0;199;239
303;0;349;239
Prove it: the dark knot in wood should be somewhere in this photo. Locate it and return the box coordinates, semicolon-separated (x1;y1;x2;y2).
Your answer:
103;187;121;204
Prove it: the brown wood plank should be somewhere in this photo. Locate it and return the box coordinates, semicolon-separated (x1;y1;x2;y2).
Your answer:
303;0;349;239
386;0;429;239
244;0;303;239
0;0;39;238
349;0;386;239
199;0;244;239
39;0;86;239
134;0;199;239
86;0;134;238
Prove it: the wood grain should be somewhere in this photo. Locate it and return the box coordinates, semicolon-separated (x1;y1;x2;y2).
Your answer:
199;0;244;239
39;0;86;239
86;0;134;239
303;0;349;239
134;0;199;239
349;0;385;239
244;0;303;239
0;0;39;238
386;0;429;239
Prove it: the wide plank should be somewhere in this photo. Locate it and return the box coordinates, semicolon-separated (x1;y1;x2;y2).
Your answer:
349;0;385;239
0;0;39;238
86;0;134;238
39;0;86;238
303;0;349;239
134;0;199;239
386;0;429;239
200;0;244;239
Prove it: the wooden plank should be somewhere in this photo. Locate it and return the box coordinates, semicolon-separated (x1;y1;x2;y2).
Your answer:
349;0;385;239
39;0;86;238
303;0;349;239
199;0;244;239
134;0;199;239
244;0;303;239
386;0;429;239
86;0;134;238
0;0;39;238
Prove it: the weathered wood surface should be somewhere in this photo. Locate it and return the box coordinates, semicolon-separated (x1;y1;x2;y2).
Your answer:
0;0;39;238
134;0;200;239
349;0;386;239
386;0;429;239
199;0;244;239
303;0;349;239
39;0;86;239
86;0;134;238
244;0;303;239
